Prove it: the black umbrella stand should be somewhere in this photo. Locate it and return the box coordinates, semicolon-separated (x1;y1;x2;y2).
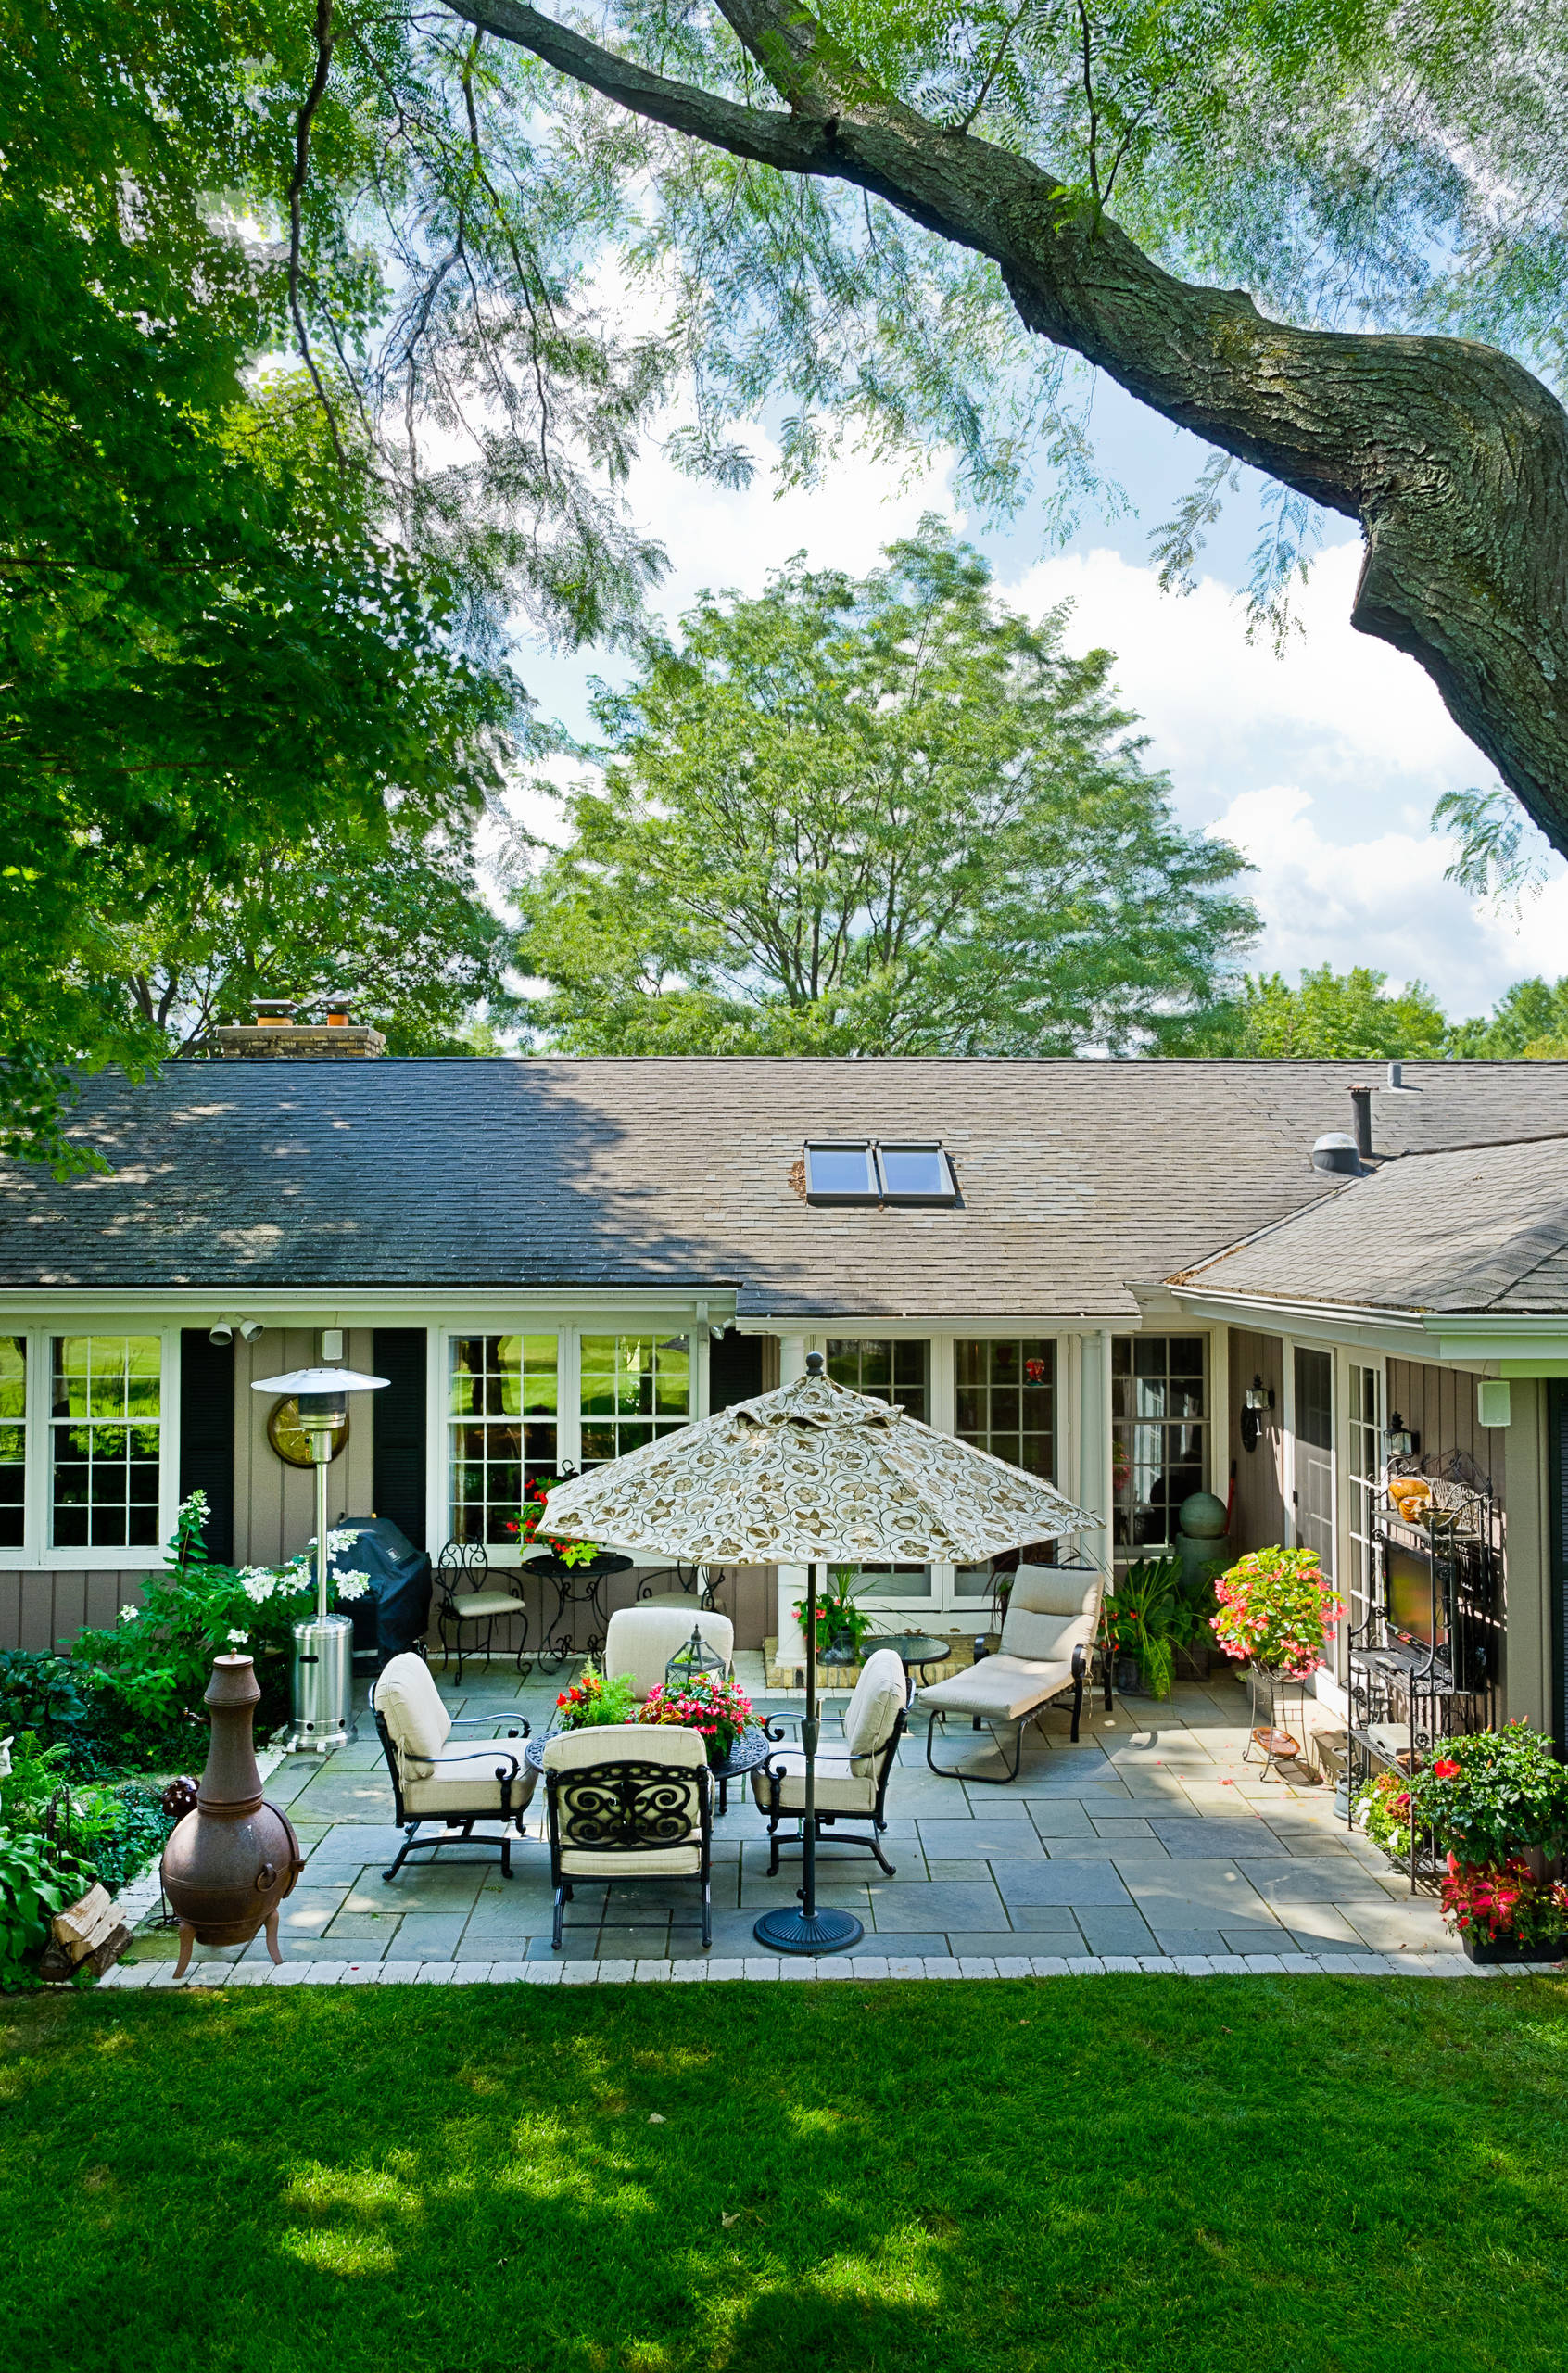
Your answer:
752;1555;865;1956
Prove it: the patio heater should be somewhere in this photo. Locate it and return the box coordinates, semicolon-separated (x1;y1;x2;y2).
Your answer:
251;1364;386;1753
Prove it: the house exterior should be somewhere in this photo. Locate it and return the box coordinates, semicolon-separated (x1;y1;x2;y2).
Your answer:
2;1035;1565;1744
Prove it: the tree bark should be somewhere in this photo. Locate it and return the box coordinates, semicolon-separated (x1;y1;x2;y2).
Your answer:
443;0;1568;855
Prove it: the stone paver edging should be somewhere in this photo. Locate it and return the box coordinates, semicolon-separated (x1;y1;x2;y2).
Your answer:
95;1949;1560;1990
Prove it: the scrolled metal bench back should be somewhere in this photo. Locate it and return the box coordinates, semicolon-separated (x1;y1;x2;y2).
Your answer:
548;1759;705;1852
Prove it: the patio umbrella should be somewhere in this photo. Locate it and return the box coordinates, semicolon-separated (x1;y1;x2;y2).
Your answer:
541;1353;1101;1953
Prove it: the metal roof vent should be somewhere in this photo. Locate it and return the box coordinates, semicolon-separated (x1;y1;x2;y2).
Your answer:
1311;1132;1362;1177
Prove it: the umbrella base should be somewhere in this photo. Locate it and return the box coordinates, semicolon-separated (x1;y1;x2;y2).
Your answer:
752;1904;864;1955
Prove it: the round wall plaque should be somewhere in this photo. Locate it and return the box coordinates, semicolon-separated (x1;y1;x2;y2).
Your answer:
267;1395;349;1470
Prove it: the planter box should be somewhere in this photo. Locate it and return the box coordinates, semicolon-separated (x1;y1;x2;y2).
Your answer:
1460;1926;1568;1965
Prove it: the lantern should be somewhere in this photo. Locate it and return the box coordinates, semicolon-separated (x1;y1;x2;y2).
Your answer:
664;1624;726;1694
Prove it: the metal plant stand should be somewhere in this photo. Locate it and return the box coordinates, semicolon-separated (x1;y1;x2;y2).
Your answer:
1245;1665;1309;1780
1346;1454;1498;1892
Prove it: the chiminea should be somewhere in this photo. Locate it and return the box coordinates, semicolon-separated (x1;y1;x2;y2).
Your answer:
161;1656;303;1977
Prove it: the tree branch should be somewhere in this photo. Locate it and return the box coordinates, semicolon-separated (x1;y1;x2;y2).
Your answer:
287;0;348;467
444;0;1568;852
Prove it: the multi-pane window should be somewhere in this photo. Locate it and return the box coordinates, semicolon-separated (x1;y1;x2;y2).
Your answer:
1112;1335;1206;1554
1347;1363;1384;1640
580;1335;691;1468
827;1339;931;1594
954;1339;1056;1596
50;1336;161;1550
0;1337;24;1550
449;1335;558;1549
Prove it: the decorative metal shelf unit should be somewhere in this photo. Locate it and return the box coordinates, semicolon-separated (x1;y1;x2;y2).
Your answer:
1346;1452;1498;1893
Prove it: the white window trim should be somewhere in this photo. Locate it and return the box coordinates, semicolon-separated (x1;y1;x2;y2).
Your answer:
0;1325;181;1570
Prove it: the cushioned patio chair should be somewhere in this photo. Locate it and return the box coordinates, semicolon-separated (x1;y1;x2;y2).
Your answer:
918;1564;1105;1783
373;1651;533;1880
602;1605;734;1701
752;1645;907;1877
543;1723;713;1948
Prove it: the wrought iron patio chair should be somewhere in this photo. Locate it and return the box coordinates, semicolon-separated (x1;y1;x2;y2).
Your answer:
752;1646;907;1877
373;1652;532;1880
544;1724;713;1948
433;1538;529;1681
602;1605;734;1701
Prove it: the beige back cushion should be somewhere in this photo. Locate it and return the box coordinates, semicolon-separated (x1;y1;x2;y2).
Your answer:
1000;1565;1102;1667
603;1606;734;1701
373;1654;451;1770
543;1720;707;1773
842;1648;906;1770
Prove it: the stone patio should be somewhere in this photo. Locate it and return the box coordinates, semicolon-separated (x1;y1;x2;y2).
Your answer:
114;1653;1496;1980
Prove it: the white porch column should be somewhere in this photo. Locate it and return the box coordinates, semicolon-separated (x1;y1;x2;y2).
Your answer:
1077;1327;1117;1584
775;1334;810;1668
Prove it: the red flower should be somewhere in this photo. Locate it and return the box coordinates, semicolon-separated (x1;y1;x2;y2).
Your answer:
1432;1758;1461;1780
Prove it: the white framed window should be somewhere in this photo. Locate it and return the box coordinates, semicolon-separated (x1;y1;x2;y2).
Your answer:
1112;1334;1207;1555
953;1337;1057;1597
447;1333;560;1551
0;1334;25;1551
1346;1359;1384;1639
580;1333;692;1468
49;1334;163;1552
827;1338;933;1599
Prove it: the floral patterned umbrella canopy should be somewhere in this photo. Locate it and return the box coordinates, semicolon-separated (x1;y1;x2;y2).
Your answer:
541;1360;1099;1564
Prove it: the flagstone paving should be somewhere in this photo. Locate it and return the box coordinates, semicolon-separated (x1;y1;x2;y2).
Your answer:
111;1652;1519;1981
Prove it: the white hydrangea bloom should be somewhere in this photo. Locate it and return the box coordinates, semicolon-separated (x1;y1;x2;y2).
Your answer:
119;1604;139;1625
226;1629;249;1646
239;1567;278;1605
334;1570;372;1601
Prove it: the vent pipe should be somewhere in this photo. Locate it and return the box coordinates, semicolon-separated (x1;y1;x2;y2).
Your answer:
1348;1085;1373;1160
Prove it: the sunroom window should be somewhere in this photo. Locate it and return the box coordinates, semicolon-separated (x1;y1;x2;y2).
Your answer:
580;1334;691;1468
827;1339;931;1595
0;1336;24;1550
50;1336;161;1550
449;1334;559;1550
954;1339;1056;1595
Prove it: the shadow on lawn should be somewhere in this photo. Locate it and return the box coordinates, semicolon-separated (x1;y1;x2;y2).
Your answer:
4;1979;1568;2373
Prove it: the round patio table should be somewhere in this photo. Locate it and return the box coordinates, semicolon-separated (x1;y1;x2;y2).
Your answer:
525;1717;779;1816
523;1550;634;1673
870;1631;952;1700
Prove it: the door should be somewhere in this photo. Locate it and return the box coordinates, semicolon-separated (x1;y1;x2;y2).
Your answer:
1293;1346;1334;1580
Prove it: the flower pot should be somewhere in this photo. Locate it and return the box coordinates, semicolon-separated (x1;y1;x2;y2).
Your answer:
1174;1643;1211;1681
1460;1925;1568;1965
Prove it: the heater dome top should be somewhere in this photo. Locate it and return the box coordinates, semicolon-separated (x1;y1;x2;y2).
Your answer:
249;1365;388;1395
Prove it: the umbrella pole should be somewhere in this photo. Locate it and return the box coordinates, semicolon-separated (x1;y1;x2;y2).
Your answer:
752;1556;864;1957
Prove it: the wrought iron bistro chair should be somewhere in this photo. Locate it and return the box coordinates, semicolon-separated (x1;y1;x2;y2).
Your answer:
752;1646;908;1878
918;1564;1105;1783
433;1539;529;1682
372;1652;533;1881
544;1724;713;1949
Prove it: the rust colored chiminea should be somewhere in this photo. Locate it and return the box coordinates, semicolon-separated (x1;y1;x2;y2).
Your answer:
161;1656;303;1977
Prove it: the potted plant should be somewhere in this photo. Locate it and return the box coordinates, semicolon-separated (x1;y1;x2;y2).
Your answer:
550;1664;638;1732
508;1479;603;1567
1210;1546;1341;1682
640;1670;755;1768
794;1566;876;1669
1354;1768;1418;1863
1109;1558;1181;1698
1410;1723;1568;1961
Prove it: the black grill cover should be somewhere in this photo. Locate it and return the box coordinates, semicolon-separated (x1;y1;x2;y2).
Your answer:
328;1516;433;1667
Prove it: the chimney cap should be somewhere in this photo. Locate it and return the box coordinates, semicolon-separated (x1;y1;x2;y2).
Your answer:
250;998;297;1024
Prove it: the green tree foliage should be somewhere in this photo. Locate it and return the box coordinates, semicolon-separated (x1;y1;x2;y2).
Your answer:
521;526;1257;1055
1447;979;1568;1060
1177;966;1452;1060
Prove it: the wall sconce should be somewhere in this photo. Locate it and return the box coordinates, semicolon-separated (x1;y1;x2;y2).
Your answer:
1239;1377;1274;1454
1386;1412;1417;1459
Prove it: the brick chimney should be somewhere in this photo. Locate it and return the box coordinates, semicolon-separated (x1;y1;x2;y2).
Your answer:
207;998;386;1060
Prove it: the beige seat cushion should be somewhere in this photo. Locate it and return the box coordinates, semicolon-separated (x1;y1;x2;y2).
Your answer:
603;1607;734;1701
373;1653;451;1772
998;1565;1102;1666
918;1654;1075;1725
560;1845;702;1877
441;1590;525;1622
402;1740;537;1818
750;1745;877;1816
542;1721;708;1773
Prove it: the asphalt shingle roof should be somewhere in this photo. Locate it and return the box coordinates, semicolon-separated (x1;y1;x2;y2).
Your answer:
1173;1132;1568;1315
3;1057;1568;1317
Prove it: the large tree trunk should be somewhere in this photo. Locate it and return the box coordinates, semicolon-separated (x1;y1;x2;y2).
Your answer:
444;0;1568;857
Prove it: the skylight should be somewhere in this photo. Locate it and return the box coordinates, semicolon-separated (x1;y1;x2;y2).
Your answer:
803;1140;957;1206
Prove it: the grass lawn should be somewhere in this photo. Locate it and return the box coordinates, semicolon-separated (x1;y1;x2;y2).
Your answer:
4;1975;1567;2373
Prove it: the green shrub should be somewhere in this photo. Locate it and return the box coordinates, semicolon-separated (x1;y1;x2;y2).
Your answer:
0;1731;175;1896
0;1827;86;1986
1408;1723;1568;1866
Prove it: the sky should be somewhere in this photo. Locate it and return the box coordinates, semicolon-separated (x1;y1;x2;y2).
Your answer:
510;372;1566;1025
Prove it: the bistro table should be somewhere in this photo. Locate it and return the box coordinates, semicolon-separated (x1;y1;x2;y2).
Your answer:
869;1631;953;1702
523;1550;635;1673
525;1716;779;1816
